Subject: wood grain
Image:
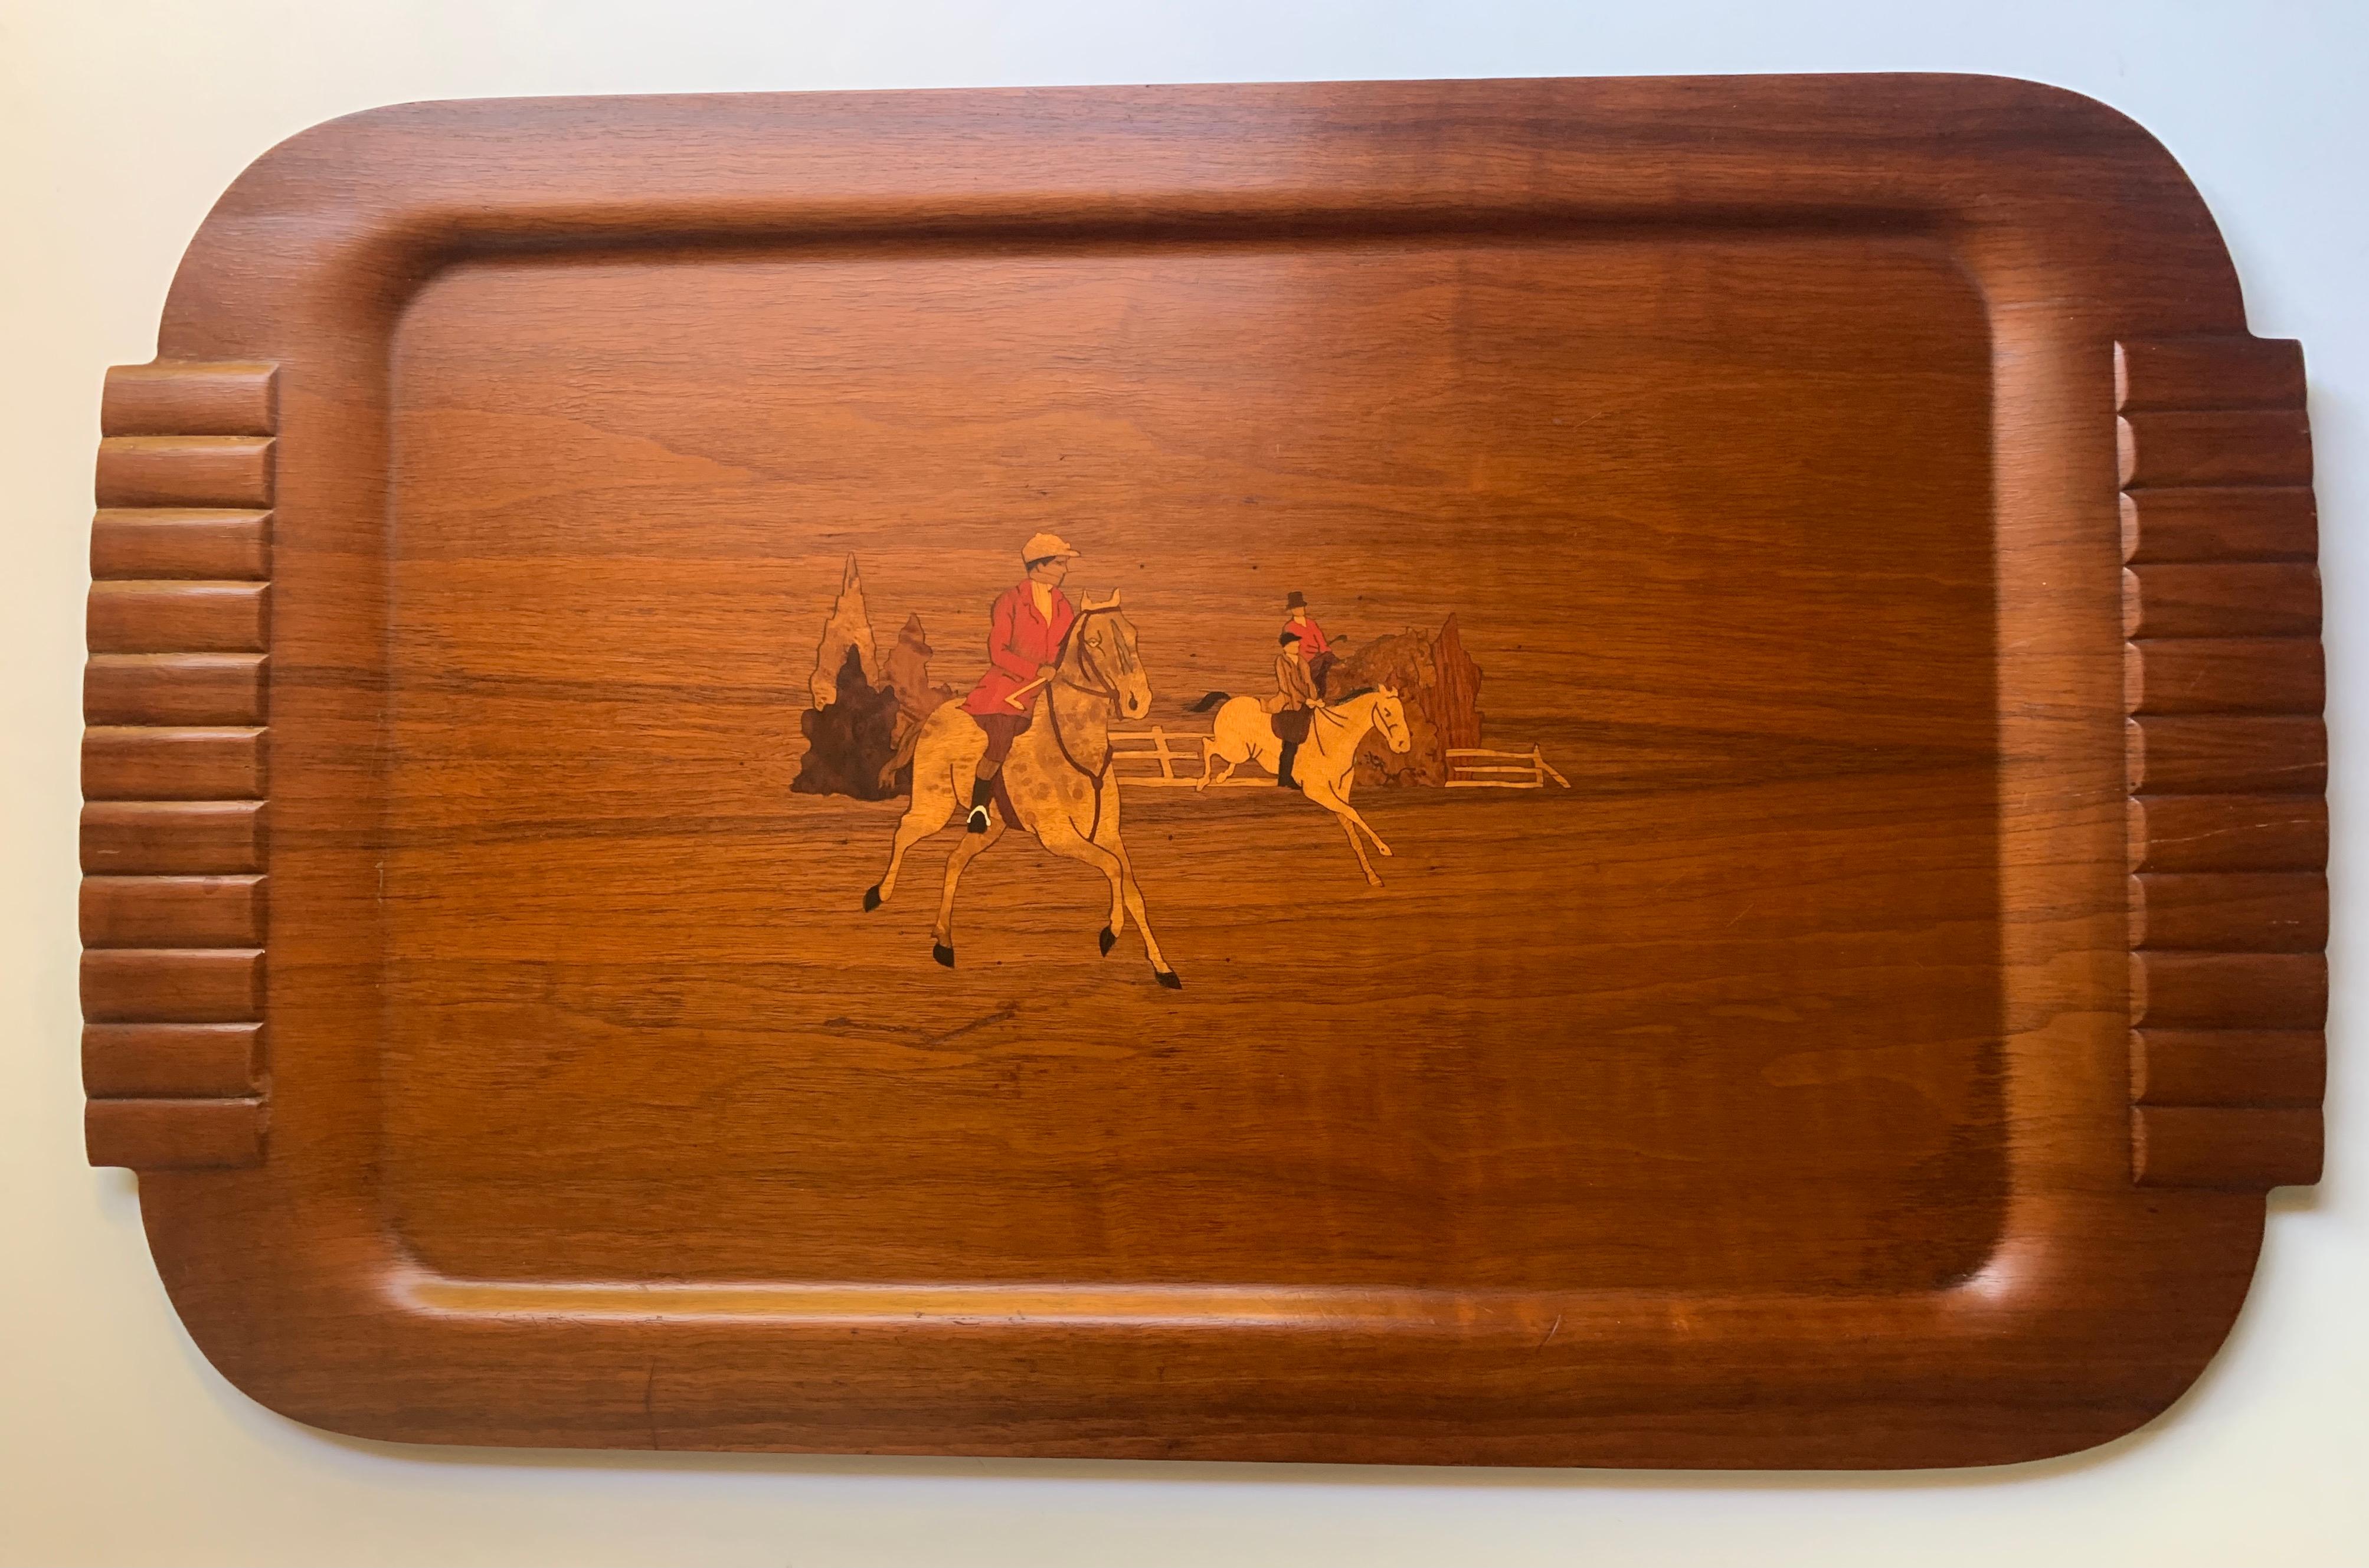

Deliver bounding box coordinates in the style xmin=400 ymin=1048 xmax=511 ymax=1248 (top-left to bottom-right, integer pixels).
xmin=82 ymin=653 xmax=266 ymax=726
xmin=100 ymin=361 xmax=277 ymax=437
xmin=2118 ymin=411 xmax=2311 ymax=489
xmin=2131 ymin=951 xmax=2327 ymax=1031
xmin=90 ymin=510 xmax=271 ymax=580
xmin=80 ymin=800 xmax=265 ymax=875
xmin=86 ymin=581 xmax=268 ymax=653
xmin=2117 ymin=334 xmax=2324 ymax=1194
xmin=80 ymin=875 xmax=267 ymax=948
xmin=2122 ymin=563 xmax=2320 ymax=639
xmin=2131 ymin=872 xmax=2327 ymax=952
xmin=2120 ymin=488 xmax=2316 ymax=564
xmin=83 ymin=1098 xmax=265 ymax=1170
xmin=81 ymin=725 xmax=264 ymax=798
xmin=2133 ymin=1106 xmax=2322 ymax=1190
xmin=83 ymin=1022 xmax=264 ymax=1098
xmin=2115 ymin=336 xmax=2305 ymax=413
xmin=2127 ymin=794 xmax=2325 ymax=873
xmin=2125 ymin=715 xmax=2325 ymax=796
xmin=94 ymin=436 xmax=274 ymax=509
xmin=84 ymin=361 xmax=273 ymax=1174
xmin=80 ymin=77 xmax=2321 ymax=1468
xmin=2131 ymin=1029 xmax=2322 ymax=1108
xmin=2126 ymin=637 xmax=2323 ymax=715
xmin=80 ymin=948 xmax=264 ymax=1023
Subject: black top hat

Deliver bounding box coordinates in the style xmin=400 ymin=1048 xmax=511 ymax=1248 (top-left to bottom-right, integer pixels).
xmin=1285 ymin=591 xmax=1308 ymax=610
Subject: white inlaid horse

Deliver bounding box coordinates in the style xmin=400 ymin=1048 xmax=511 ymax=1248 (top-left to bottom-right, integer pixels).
xmin=1193 ymin=686 xmax=1411 ymax=885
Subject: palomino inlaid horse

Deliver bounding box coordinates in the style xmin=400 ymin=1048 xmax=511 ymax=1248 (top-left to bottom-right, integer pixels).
xmin=1192 ymin=686 xmax=1411 ymax=885
xmin=864 ymin=595 xmax=1180 ymax=988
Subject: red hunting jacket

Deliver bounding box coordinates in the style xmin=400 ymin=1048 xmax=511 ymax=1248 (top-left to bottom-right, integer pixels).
xmin=963 ymin=582 xmax=1076 ymax=716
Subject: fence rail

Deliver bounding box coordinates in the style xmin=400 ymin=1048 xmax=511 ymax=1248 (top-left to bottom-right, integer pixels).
xmin=1445 ymin=745 xmax=1571 ymax=790
xmin=1109 ymin=728 xmax=1569 ymax=791
xmin=1107 ymin=726 xmax=1265 ymax=787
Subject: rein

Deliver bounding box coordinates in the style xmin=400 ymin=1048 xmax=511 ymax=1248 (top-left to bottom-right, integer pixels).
xmin=1311 ymin=689 xmax=1385 ymax=735
xmin=1043 ymin=605 xmax=1124 ymax=842
xmin=1303 ymin=692 xmax=1405 ymax=777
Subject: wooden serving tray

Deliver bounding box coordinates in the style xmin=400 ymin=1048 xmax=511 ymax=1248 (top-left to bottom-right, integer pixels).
xmin=81 ymin=76 xmax=2325 ymax=1467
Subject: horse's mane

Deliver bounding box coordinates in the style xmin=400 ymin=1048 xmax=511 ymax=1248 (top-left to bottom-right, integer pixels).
xmin=1331 ymin=685 xmax=1380 ymax=703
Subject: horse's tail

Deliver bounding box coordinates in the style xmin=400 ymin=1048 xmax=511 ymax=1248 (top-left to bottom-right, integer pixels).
xmin=1184 ymin=690 xmax=1231 ymax=713
xmin=875 ymin=720 xmax=925 ymax=793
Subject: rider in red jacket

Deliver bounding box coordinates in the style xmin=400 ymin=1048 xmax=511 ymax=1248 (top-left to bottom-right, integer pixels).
xmin=961 ymin=532 xmax=1079 ymax=832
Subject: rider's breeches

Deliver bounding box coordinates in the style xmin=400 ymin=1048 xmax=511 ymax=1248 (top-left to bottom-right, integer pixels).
xmin=973 ymin=712 xmax=1030 ymax=780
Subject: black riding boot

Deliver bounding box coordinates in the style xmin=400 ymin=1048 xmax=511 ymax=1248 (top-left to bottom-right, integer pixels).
xmin=966 ymin=773 xmax=995 ymax=832
xmin=1277 ymin=739 xmax=1301 ymax=790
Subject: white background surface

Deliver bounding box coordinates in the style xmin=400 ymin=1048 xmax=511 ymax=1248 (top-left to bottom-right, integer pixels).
xmin=2 ymin=3 xmax=2361 ymax=1563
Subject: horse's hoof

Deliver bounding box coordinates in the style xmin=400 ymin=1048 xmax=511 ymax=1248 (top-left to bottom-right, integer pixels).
xmin=862 ymin=885 xmax=882 ymax=911
xmin=1098 ymin=925 xmax=1117 ymax=956
xmin=1376 ymin=844 xmax=1393 ymax=857
xmin=1156 ymin=969 xmax=1183 ymax=990
xmin=932 ymin=943 xmax=955 ymax=968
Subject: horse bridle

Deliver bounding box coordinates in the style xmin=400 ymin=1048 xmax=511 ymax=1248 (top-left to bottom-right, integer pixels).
xmin=1312 ymin=688 xmax=1402 ymax=745
xmin=1053 ymin=605 xmax=1129 ymax=703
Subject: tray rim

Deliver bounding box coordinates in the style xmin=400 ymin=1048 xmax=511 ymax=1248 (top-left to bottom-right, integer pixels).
xmin=81 ymin=73 xmax=2323 ymax=1467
